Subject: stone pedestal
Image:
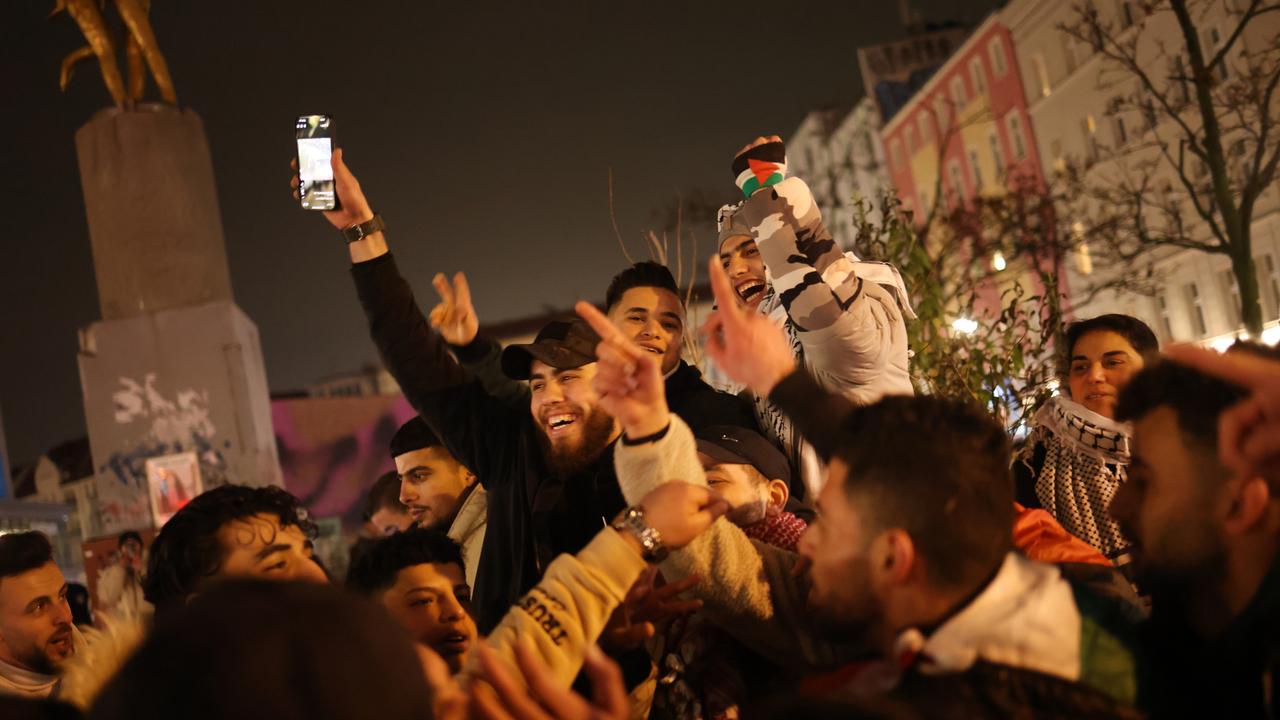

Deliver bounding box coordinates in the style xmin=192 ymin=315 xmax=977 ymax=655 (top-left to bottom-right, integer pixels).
xmin=78 ymin=302 xmax=280 ymax=534
xmin=73 ymin=106 xmax=280 ymax=533
xmin=75 ymin=104 xmax=233 ymax=319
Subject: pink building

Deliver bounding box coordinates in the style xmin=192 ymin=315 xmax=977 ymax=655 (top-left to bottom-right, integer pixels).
xmin=881 ymin=17 xmax=1045 ymax=222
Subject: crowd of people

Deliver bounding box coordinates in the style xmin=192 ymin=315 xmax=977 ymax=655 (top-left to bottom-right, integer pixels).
xmin=1 ymin=136 xmax=1278 ymax=719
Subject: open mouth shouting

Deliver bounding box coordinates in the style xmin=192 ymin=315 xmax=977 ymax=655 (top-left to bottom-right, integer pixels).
xmin=735 ymin=277 xmax=767 ymax=306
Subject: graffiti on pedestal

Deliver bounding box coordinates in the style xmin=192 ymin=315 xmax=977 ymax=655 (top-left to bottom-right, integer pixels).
xmin=96 ymin=373 xmax=229 ymax=531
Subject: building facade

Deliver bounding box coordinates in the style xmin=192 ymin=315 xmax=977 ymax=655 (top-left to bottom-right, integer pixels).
xmin=1003 ymin=0 xmax=1280 ymax=348
xmin=880 ymin=16 xmax=1045 ymax=224
xmin=786 ymin=98 xmax=892 ymax=250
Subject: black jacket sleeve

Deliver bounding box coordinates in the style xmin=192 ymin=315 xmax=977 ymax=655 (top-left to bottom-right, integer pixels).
xmin=351 ymin=254 xmax=523 ymax=488
xmin=767 ymin=368 xmax=858 ymax=460
xmin=450 ymin=334 xmax=532 ymax=409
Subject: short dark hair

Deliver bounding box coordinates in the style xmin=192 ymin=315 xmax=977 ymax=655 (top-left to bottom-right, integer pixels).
xmin=118 ymin=531 xmax=143 ymax=549
xmin=1116 ymin=359 xmax=1249 ymax=461
xmin=363 ymin=471 xmax=406 ymax=522
xmin=90 ymin=581 xmax=434 ymax=720
xmin=143 ymin=485 xmax=318 ymax=613
xmin=345 ymin=527 xmax=465 ymax=595
xmin=605 ymin=261 xmax=681 ymax=313
xmin=389 ymin=417 xmax=440 ymax=460
xmin=1060 ymin=314 xmax=1159 ymax=378
xmin=0 ymin=532 xmax=54 ymax=582
xmin=832 ymin=396 xmax=1013 ymax=589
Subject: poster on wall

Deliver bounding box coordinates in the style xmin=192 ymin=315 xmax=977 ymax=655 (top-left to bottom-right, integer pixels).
xmin=145 ymin=452 xmax=201 ymax=527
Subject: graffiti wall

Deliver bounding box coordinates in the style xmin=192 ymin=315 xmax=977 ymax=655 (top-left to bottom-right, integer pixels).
xmin=272 ymin=394 xmax=415 ymax=532
xmin=79 ymin=301 xmax=281 ymax=535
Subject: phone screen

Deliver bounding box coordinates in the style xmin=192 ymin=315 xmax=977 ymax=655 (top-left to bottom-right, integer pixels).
xmin=296 ymin=114 xmax=336 ymax=211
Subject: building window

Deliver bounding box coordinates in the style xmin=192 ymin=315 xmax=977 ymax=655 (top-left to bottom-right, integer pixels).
xmin=989 ymin=130 xmax=1005 ymax=176
xmin=1263 ymin=253 xmax=1280 ymax=319
xmin=951 ymin=76 xmax=968 ymax=108
xmin=1113 ymin=111 xmax=1129 ymax=147
xmin=1082 ymin=114 xmax=1100 ymax=162
xmin=1187 ymin=282 xmax=1208 ymax=337
xmin=1204 ymin=25 xmax=1228 ymax=82
xmin=918 ymin=185 xmax=932 ymax=214
xmin=934 ymin=96 xmax=951 ymax=135
xmin=1157 ymin=294 xmax=1174 ymax=341
xmin=1222 ymin=268 xmax=1242 ymax=327
xmin=1033 ymin=53 xmax=1052 ymax=97
xmin=968 ymin=147 xmax=984 ymax=190
xmin=1171 ymin=55 xmax=1189 ymax=106
xmin=948 ymin=159 xmax=965 ymax=205
xmin=890 ymin=138 xmax=904 ymax=171
xmin=1118 ymin=0 xmax=1136 ymax=29
xmin=1007 ymin=112 xmax=1028 ymax=160
xmin=989 ymin=37 xmax=1009 ymax=77
xmin=1076 ymin=241 xmax=1093 ymax=275
xmin=970 ymin=57 xmax=987 ymax=95
xmin=918 ymin=115 xmax=934 ymax=145
xmin=906 ymin=125 xmax=918 ymax=154
xmin=1050 ymin=138 xmax=1066 ymax=173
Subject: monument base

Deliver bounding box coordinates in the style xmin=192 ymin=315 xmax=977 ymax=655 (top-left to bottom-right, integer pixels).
xmin=78 ymin=300 xmax=280 ymax=534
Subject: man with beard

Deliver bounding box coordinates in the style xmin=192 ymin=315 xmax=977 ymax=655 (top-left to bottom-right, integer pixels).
xmin=1111 ymin=355 xmax=1280 ymax=717
xmin=293 ymin=150 xmax=628 ymax=633
xmin=717 ymin=136 xmax=914 ymax=499
xmin=0 ymin=532 xmax=76 ymax=699
xmin=582 ymin=263 xmax=1142 ymax=717
xmin=428 ymin=260 xmax=758 ymax=433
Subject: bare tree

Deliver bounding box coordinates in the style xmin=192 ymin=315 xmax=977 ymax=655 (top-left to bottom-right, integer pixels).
xmin=1059 ymin=0 xmax=1280 ymax=335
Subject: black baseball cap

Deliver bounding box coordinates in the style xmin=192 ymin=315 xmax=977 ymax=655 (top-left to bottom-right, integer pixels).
xmin=500 ymin=318 xmax=602 ymax=380
xmin=695 ymin=425 xmax=792 ymax=486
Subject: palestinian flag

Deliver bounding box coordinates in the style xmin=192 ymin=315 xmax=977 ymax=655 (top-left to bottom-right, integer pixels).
xmin=732 ymin=141 xmax=788 ymax=198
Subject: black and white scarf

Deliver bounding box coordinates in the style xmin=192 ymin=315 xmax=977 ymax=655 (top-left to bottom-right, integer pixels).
xmin=1028 ymin=396 xmax=1134 ymax=565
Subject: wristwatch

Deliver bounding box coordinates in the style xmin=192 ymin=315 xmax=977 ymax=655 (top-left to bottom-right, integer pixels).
xmin=613 ymin=506 xmax=668 ymax=563
xmin=342 ymin=213 xmax=385 ymax=243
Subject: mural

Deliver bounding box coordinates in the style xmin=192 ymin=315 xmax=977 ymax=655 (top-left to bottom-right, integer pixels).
xmin=272 ymin=394 xmax=415 ymax=534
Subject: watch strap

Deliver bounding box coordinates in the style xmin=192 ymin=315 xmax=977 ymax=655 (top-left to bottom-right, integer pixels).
xmin=342 ymin=213 xmax=385 ymax=243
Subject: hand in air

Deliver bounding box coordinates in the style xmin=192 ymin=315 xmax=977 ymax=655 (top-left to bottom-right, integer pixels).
xmin=1165 ymin=344 xmax=1280 ymax=482
xmin=640 ymin=481 xmax=729 ymax=549
xmin=430 ymin=272 xmax=480 ymax=346
xmin=471 ymin=643 xmax=627 ymax=720
xmin=290 ymin=148 xmax=374 ymax=230
xmin=701 ymin=257 xmax=797 ymax=395
xmin=734 ymin=134 xmax=784 ymax=159
xmin=600 ymin=567 xmax=702 ymax=651
xmin=574 ymin=301 xmax=669 ymax=438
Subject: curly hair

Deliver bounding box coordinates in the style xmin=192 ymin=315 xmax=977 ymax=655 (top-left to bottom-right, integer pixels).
xmin=345 ymin=527 xmax=465 ymax=595
xmin=143 ymin=485 xmax=317 ymax=614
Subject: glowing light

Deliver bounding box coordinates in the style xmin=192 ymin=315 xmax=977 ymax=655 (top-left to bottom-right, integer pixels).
xmin=1210 ymin=336 xmax=1235 ymax=353
xmin=952 ymin=317 xmax=979 ymax=335
xmin=1263 ymin=326 xmax=1280 ymax=345
xmin=992 ymin=251 xmax=1007 ymax=272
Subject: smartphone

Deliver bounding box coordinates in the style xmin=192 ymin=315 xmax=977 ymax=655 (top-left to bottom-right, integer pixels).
xmin=295 ymin=114 xmax=339 ymax=211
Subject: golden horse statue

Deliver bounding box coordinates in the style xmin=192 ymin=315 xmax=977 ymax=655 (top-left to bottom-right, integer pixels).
xmin=52 ymin=0 xmax=177 ymax=104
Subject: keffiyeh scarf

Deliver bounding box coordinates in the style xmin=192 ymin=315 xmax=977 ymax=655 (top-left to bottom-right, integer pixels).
xmin=1027 ymin=396 xmax=1134 ymax=565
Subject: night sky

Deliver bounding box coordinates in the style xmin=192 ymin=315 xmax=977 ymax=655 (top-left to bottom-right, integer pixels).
xmin=0 ymin=0 xmax=996 ymax=467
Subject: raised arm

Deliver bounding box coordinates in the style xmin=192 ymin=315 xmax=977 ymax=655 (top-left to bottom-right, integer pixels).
xmin=576 ymin=299 xmax=850 ymax=670
xmin=292 ymin=150 xmax=523 ymax=484
xmin=730 ymin=138 xmax=913 ymax=403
